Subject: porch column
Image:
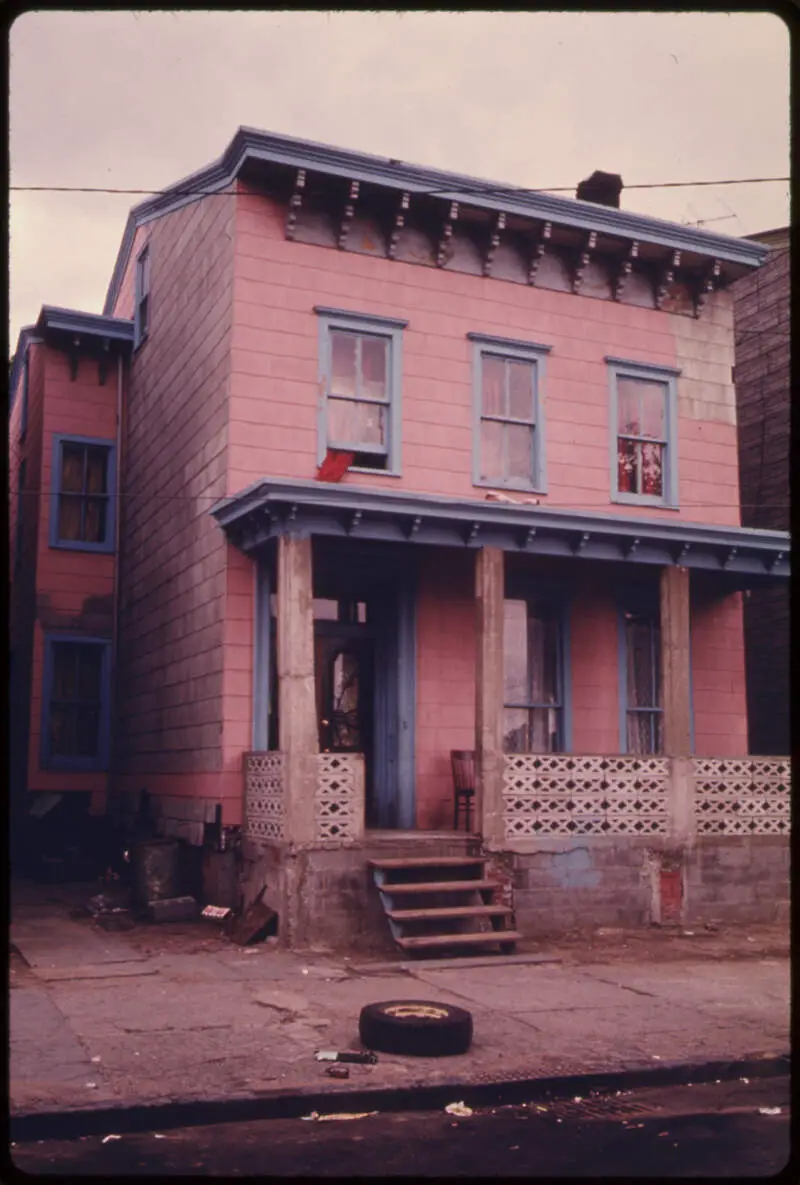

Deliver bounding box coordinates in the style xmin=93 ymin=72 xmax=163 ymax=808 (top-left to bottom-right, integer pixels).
xmin=276 ymin=534 xmax=318 ymax=844
xmin=659 ymin=565 xmax=692 ymax=756
xmin=660 ymin=565 xmax=694 ymax=842
xmin=475 ymin=547 xmax=506 ymax=847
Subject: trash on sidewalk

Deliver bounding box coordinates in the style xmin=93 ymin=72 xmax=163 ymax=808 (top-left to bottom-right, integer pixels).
xmin=758 ymin=1106 xmax=782 ymax=1116
xmin=325 ymin=1065 xmax=350 ymax=1079
xmin=85 ymin=1082 xmax=98 ymax=1089
xmin=315 ymin=1050 xmax=378 ymax=1065
xmin=444 ymin=1102 xmax=473 ymax=1117
xmin=201 ymin=904 xmax=233 ymax=921
xmin=91 ymin=1056 xmax=101 ymax=1063
xmin=101 ymin=1135 xmax=121 ymax=1144
xmin=227 ymin=895 xmax=277 ymax=945
xmin=303 ymin=1111 xmax=379 ymax=1123
xmin=148 ymin=896 xmax=198 ymax=923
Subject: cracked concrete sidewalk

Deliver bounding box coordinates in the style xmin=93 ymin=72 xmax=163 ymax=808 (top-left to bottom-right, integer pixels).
xmin=9 ymin=881 xmax=790 ymax=1116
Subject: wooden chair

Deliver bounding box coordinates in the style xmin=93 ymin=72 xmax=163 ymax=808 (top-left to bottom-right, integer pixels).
xmin=450 ymin=750 xmax=476 ymax=832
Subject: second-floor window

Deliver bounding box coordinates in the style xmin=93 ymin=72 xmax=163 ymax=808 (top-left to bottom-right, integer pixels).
xmin=50 ymin=435 xmax=116 ymax=553
xmin=470 ymin=334 xmax=550 ymax=492
xmin=134 ymin=246 xmax=150 ymax=348
xmin=315 ymin=307 xmax=406 ymax=473
xmin=607 ymin=358 xmax=679 ymax=507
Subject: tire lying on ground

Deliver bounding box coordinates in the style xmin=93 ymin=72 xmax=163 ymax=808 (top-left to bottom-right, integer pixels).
xmin=359 ymin=1000 xmax=473 ymax=1057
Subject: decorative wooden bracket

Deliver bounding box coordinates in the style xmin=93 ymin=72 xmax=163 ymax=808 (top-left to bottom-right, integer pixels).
xmin=436 ymin=202 xmax=458 ymax=268
xmin=387 ymin=191 xmax=410 ymax=260
xmin=286 ymin=169 xmax=307 ymax=241
xmin=527 ymin=221 xmax=552 ymax=285
xmin=613 ymin=241 xmax=639 ymax=302
xmin=767 ymin=550 xmax=785 ymax=572
xmin=338 ymin=180 xmax=360 ymax=250
xmin=347 ymin=509 xmax=363 ymax=535
xmin=693 ymin=258 xmax=722 ymax=318
xmin=654 ymin=250 xmax=681 ymax=309
xmin=482 ymin=212 xmax=506 ymax=277
xmin=722 ymin=545 xmax=739 ymax=568
xmin=406 ymin=515 xmax=422 ymax=539
xmin=68 ymin=336 xmax=81 ymax=381
xmin=465 ymin=522 xmax=481 ymax=545
xmin=572 ymin=231 xmax=597 ymax=294
xmin=624 ymin=537 xmax=642 ymax=558
xmin=672 ymin=542 xmax=692 ymax=565
xmin=98 ymin=338 xmax=111 ymax=386
xmin=571 ymin=531 xmax=591 ymax=555
xmin=518 ymin=525 xmax=537 ymax=549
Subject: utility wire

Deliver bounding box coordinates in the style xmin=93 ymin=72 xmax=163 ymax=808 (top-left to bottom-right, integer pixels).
xmin=9 ymin=175 xmax=790 ymax=198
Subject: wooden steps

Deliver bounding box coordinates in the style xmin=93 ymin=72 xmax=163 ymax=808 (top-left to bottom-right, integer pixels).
xmin=369 ymin=854 xmax=519 ymax=958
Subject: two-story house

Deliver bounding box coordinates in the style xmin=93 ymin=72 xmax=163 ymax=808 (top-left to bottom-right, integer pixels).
xmin=9 ymin=129 xmax=790 ymax=954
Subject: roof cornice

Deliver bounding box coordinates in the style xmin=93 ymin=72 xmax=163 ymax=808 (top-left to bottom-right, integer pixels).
xmin=37 ymin=306 xmax=135 ymax=342
xmin=103 ymin=126 xmax=770 ymax=315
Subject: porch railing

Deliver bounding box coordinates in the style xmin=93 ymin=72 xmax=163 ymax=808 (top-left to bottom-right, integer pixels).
xmin=502 ymin=753 xmax=790 ymax=841
xmin=243 ymin=751 xmax=285 ymax=842
xmin=503 ymin=754 xmax=670 ymax=838
xmin=315 ymin=752 xmax=365 ymax=841
xmin=694 ymin=757 xmax=790 ymax=835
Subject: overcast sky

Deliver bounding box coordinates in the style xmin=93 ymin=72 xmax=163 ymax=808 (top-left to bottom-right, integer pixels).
xmin=9 ymin=10 xmax=789 ymax=349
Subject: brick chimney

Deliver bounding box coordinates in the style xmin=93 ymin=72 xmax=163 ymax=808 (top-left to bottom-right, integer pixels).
xmin=576 ymin=171 xmax=623 ymax=208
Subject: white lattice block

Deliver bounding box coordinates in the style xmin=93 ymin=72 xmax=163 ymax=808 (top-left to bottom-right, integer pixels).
xmin=244 ymin=752 xmax=285 ymax=841
xmin=693 ymin=753 xmax=791 ymax=837
xmin=315 ymin=753 xmax=364 ymax=842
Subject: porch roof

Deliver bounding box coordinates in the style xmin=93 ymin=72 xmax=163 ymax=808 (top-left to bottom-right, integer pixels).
xmin=211 ymin=478 xmax=789 ymax=583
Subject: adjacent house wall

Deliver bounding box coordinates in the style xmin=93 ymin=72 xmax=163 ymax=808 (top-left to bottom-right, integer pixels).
xmin=109 ymin=192 xmax=238 ymax=813
xmin=690 ymin=590 xmax=748 ymax=757
xmin=733 ymin=239 xmax=789 ymax=754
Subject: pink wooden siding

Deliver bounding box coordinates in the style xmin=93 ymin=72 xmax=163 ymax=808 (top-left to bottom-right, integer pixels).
xmin=112 ymin=193 xmax=235 ymax=810
xmin=228 ymin=185 xmax=739 ymax=529
xmin=690 ymin=591 xmax=748 ymax=756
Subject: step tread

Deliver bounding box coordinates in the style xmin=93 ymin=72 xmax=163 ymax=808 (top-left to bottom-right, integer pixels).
xmin=396 ymin=931 xmax=523 ymax=950
xmin=387 ymin=905 xmax=513 ymax=921
xmin=368 ymin=857 xmax=485 ymax=870
xmin=379 ymin=879 xmax=497 ymax=894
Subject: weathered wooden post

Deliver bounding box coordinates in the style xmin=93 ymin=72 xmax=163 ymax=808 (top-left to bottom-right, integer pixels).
xmin=475 ymin=547 xmax=506 ymax=848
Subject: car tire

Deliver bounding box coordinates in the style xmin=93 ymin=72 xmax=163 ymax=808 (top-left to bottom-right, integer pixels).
xmin=358 ymin=999 xmax=473 ymax=1057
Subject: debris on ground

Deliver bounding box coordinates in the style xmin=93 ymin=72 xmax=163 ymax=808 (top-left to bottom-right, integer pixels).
xmin=301 ymin=1111 xmax=378 ymax=1122
xmin=758 ymin=1106 xmax=782 ymax=1116
xmin=227 ymin=896 xmax=277 ymax=945
xmin=148 ymin=896 xmax=198 ymax=923
xmin=315 ymin=1050 xmax=378 ymax=1065
xmin=325 ymin=1065 xmax=350 ymax=1079
xmin=201 ymin=904 xmax=232 ymax=921
xmin=101 ymin=1135 xmax=121 ymax=1144
xmin=444 ymin=1102 xmax=474 ymax=1117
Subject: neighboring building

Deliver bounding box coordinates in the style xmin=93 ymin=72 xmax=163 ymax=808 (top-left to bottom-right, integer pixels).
xmin=9 ymin=129 xmax=790 ymax=951
xmin=732 ymin=228 xmax=790 ymax=755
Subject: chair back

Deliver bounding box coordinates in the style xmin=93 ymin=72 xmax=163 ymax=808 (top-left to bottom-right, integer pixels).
xmin=450 ymin=749 xmax=476 ymax=792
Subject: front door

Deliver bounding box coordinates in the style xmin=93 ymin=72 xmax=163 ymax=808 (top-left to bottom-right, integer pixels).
xmin=316 ymin=632 xmax=376 ymax=820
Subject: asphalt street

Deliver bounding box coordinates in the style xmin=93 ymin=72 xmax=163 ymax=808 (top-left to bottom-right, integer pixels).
xmin=9 ymin=1074 xmax=790 ymax=1177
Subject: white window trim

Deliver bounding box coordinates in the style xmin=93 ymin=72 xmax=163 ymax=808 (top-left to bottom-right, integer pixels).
xmin=314 ymin=307 xmax=407 ymax=476
xmin=606 ymin=356 xmax=680 ymax=509
xmin=470 ymin=332 xmax=551 ymax=494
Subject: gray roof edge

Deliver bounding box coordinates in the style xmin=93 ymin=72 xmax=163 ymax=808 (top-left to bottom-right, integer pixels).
xmin=103 ymin=126 xmax=768 ymax=313
xmin=8 ymin=325 xmax=39 ymax=418
xmin=39 ymin=306 xmax=135 ymax=340
xmin=209 ymin=477 xmax=790 ymax=553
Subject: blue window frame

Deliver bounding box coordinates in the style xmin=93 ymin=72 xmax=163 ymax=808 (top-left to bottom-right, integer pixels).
xmin=40 ymin=635 xmax=111 ymax=771
xmin=607 ymin=356 xmax=680 ymax=508
xmin=19 ymin=351 xmax=29 ymax=440
xmin=49 ymin=434 xmax=117 ymax=553
xmin=503 ymin=581 xmax=571 ymax=753
xmin=314 ymin=306 xmax=406 ymax=475
xmin=618 ymin=599 xmax=663 ymax=754
xmin=470 ymin=333 xmax=551 ymax=493
xmin=134 ymin=245 xmax=150 ymax=348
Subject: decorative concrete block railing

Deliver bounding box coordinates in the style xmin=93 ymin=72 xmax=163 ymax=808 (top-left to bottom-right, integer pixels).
xmin=315 ymin=752 xmax=365 ymax=841
xmin=694 ymin=757 xmax=790 ymax=835
xmin=243 ymin=751 xmax=285 ymax=842
xmin=503 ymin=754 xmax=671 ymax=839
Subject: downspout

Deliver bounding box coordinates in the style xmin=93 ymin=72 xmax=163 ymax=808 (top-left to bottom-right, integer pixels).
xmin=108 ymin=350 xmax=125 ymax=821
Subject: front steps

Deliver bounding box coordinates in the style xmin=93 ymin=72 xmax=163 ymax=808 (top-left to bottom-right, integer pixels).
xmin=369 ymin=855 xmax=521 ymax=956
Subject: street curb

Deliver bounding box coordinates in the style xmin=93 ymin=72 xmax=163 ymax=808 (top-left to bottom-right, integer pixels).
xmin=10 ymin=1052 xmax=790 ymax=1144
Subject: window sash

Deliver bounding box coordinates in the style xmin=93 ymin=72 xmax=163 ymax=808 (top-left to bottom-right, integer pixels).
xmin=48 ymin=642 xmax=104 ymax=760
xmin=56 ymin=443 xmax=110 ymax=545
xmin=326 ymin=329 xmax=392 ymax=455
xmin=503 ymin=598 xmax=564 ymax=752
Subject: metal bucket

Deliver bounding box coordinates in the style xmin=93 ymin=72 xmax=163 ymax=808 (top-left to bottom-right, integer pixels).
xmin=133 ymin=837 xmax=181 ymax=904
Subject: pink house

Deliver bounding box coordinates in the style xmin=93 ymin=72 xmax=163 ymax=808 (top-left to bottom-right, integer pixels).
xmin=9 ymin=130 xmax=789 ymax=953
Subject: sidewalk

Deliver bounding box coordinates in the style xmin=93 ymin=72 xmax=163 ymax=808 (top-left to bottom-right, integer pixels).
xmin=9 ymin=879 xmax=790 ymax=1123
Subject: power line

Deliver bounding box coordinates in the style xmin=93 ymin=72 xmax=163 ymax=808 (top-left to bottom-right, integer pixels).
xmin=8 ymin=175 xmax=790 ymax=198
